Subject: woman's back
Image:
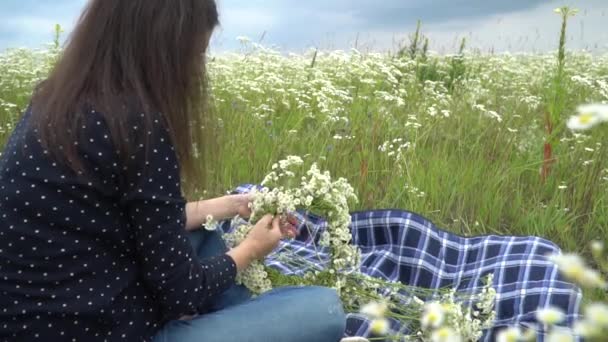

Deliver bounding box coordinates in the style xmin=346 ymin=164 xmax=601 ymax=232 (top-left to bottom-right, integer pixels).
xmin=0 ymin=108 xmax=193 ymax=341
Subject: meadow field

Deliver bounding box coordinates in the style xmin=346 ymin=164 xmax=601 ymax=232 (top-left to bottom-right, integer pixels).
xmin=1 ymin=24 xmax=607 ymax=267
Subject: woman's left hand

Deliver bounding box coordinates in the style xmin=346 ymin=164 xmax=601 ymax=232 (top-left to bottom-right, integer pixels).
xmin=227 ymin=194 xmax=298 ymax=238
xmin=186 ymin=194 xmax=253 ymax=231
xmin=226 ymin=193 xmax=253 ymax=219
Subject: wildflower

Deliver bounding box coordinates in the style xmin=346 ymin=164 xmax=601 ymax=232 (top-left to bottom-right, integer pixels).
xmin=567 ymin=104 xmax=608 ymax=131
xmin=554 ymin=6 xmax=579 ymax=17
xmin=203 ymin=215 xmax=218 ymax=231
xmin=591 ymin=241 xmax=604 ymax=255
xmin=578 ymin=268 xmax=607 ymax=288
xmin=585 ymin=302 xmax=608 ymax=328
xmin=548 ymin=253 xmax=584 ymax=274
xmin=521 ymin=328 xmax=537 ymax=341
xmin=536 ymin=306 xmax=565 ymax=325
xmin=421 ymin=302 xmax=445 ymax=330
xmin=360 ymin=301 xmax=388 ymax=319
xmin=431 ymin=327 xmax=462 ymax=342
xmin=485 ymin=110 xmax=503 ymax=122
xmin=567 ymin=112 xmax=601 ymax=131
xmin=546 ymin=329 xmax=574 ymax=342
xmin=578 ymin=104 xmax=608 ymax=121
xmin=573 ymin=320 xmax=601 ymax=338
xmin=545 ymin=253 xmax=607 ymax=288
xmin=496 ymin=327 xmax=521 ymax=342
xmin=369 ymin=319 xmax=390 ymax=335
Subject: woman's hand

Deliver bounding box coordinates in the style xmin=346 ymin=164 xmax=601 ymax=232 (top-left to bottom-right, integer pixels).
xmin=226 ymin=193 xmax=253 ymax=219
xmin=226 ymin=214 xmax=299 ymax=271
xmin=185 ymin=194 xmax=252 ymax=231
xmin=224 ymin=194 xmax=299 ymax=238
xmin=279 ymin=215 xmax=298 ymax=239
xmin=242 ymin=215 xmax=284 ymax=259
xmin=226 ymin=215 xmax=281 ymax=271
xmin=241 ymin=214 xmax=299 ymax=259
xmin=225 ymin=194 xmax=300 ymax=236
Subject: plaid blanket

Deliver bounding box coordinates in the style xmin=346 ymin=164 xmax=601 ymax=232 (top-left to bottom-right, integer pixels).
xmin=230 ymin=185 xmax=581 ymax=341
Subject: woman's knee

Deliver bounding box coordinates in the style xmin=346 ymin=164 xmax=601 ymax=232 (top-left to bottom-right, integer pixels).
xmin=298 ymin=286 xmax=346 ymax=339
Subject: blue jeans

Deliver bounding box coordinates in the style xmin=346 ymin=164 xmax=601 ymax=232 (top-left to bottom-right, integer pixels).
xmin=152 ymin=228 xmax=347 ymax=342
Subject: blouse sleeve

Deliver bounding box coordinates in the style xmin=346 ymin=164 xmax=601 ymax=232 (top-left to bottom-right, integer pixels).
xmin=86 ymin=110 xmax=237 ymax=320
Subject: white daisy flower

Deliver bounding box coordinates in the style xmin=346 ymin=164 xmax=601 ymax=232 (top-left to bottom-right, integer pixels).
xmin=496 ymin=327 xmax=522 ymax=342
xmin=431 ymin=327 xmax=462 ymax=342
xmin=421 ymin=302 xmax=445 ymax=330
xmin=585 ymin=302 xmax=608 ymax=328
xmin=360 ymin=301 xmax=388 ymax=319
xmin=369 ymin=319 xmax=390 ymax=335
xmin=546 ymin=329 xmax=574 ymax=342
xmin=567 ymin=112 xmax=602 ymax=131
xmin=204 ymin=214 xmax=218 ymax=231
xmin=536 ymin=306 xmax=565 ymax=325
xmin=578 ymin=104 xmax=608 ymax=121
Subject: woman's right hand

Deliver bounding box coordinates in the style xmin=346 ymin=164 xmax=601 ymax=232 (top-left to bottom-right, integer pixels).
xmin=241 ymin=215 xmax=284 ymax=260
xmin=227 ymin=214 xmax=297 ymax=271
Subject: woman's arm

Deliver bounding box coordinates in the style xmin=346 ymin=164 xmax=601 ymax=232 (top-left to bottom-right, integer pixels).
xmin=184 ymin=193 xmax=251 ymax=231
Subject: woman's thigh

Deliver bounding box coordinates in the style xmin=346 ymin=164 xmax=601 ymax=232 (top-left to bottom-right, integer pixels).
xmin=187 ymin=227 xmax=228 ymax=259
xmin=186 ymin=228 xmax=252 ymax=311
xmin=153 ymin=286 xmax=346 ymax=342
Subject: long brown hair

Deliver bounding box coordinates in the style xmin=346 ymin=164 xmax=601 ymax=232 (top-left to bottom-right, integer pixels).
xmin=31 ymin=0 xmax=219 ymax=191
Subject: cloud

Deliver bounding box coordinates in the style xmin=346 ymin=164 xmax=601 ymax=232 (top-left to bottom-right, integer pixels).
xmin=213 ymin=0 xmax=608 ymax=52
xmin=422 ymin=0 xmax=608 ymax=53
xmin=212 ymin=0 xmax=552 ymax=50
xmin=1 ymin=0 xmax=607 ymax=52
xmin=0 ymin=0 xmax=85 ymax=49
xmin=345 ymin=0 xmax=549 ymax=27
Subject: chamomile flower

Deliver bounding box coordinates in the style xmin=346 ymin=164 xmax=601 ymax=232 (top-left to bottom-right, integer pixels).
xmin=554 ymin=6 xmax=579 ymax=16
xmin=203 ymin=214 xmax=218 ymax=231
xmin=421 ymin=302 xmax=445 ymax=330
xmin=369 ymin=319 xmax=390 ymax=335
xmin=360 ymin=301 xmax=388 ymax=319
xmin=567 ymin=112 xmax=602 ymax=131
xmin=431 ymin=327 xmax=462 ymax=342
xmin=578 ymin=268 xmax=607 ymax=289
xmin=577 ymin=104 xmax=608 ymax=121
xmin=546 ymin=253 xmax=603 ymax=287
xmin=573 ymin=320 xmax=601 ymax=338
xmin=521 ymin=328 xmax=537 ymax=341
xmin=536 ymin=306 xmax=565 ymax=325
xmin=496 ymin=327 xmax=522 ymax=342
xmin=546 ymin=329 xmax=574 ymax=342
xmin=585 ymin=302 xmax=608 ymax=328
xmin=591 ymin=241 xmax=604 ymax=255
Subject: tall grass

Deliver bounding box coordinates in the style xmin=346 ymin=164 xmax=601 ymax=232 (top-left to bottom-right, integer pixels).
xmin=1 ymin=18 xmax=608 ymax=270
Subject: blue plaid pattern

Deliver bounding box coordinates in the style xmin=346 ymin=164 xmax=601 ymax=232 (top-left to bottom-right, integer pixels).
xmin=230 ymin=185 xmax=581 ymax=340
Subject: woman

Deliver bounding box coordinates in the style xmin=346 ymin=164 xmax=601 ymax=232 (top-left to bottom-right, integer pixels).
xmin=0 ymin=0 xmax=346 ymax=341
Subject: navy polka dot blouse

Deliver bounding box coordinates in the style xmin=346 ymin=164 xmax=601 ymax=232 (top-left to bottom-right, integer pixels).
xmin=0 ymin=107 xmax=237 ymax=341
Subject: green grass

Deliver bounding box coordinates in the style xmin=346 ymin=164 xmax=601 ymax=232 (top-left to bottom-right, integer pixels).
xmin=204 ymin=48 xmax=608 ymax=254
xmin=1 ymin=25 xmax=608 ymax=297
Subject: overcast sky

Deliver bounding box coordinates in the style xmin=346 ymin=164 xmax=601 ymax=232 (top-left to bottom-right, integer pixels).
xmin=1 ymin=0 xmax=607 ymax=53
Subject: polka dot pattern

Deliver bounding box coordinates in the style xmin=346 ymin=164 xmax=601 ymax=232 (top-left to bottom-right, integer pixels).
xmin=0 ymin=108 xmax=237 ymax=341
